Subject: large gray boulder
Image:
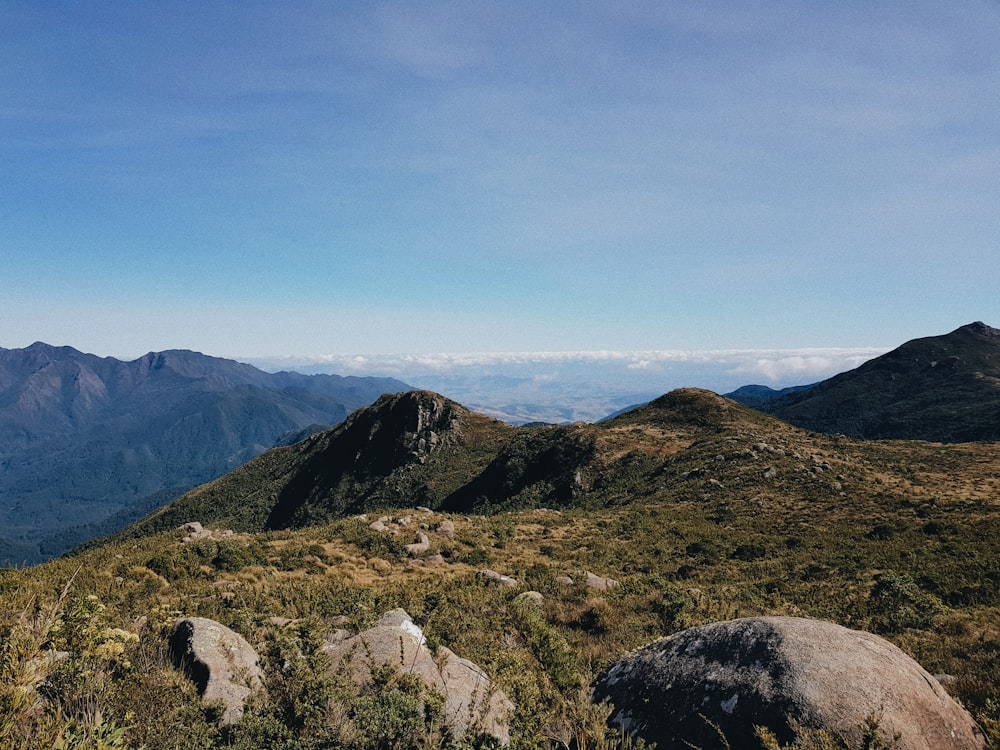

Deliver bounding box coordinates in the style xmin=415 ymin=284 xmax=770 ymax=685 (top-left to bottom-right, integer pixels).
xmin=324 ymin=609 xmax=512 ymax=744
xmin=592 ymin=616 xmax=989 ymax=750
xmin=169 ymin=617 xmax=264 ymax=726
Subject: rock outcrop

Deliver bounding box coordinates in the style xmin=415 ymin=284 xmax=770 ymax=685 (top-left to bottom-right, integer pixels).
xmin=592 ymin=616 xmax=989 ymax=750
xmin=324 ymin=609 xmax=512 ymax=744
xmin=169 ymin=617 xmax=264 ymax=726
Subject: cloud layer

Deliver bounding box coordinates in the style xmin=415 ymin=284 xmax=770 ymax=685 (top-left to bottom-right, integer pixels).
xmin=248 ymin=346 xmax=887 ymax=423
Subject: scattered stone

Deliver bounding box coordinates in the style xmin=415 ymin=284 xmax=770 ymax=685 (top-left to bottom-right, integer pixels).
xmin=416 ymin=506 xmax=432 ymax=513
xmin=169 ymin=617 xmax=264 ymax=726
xmin=368 ymin=520 xmax=388 ymax=533
xmin=763 ymin=467 xmax=778 ymax=479
xmin=577 ymin=571 xmax=621 ymax=591
xmin=179 ymin=521 xmax=213 ymax=543
xmin=592 ymin=616 xmax=990 ymax=750
xmin=515 ymin=591 xmax=545 ymax=607
xmin=477 ymin=569 xmax=518 ymax=587
xmin=561 ymin=571 xmax=620 ymax=591
xmin=405 ymin=532 xmax=430 ymax=556
xmin=812 ymin=456 xmax=832 ymax=471
xmin=426 ymin=553 xmax=447 ymax=567
xmin=178 ymin=521 xmax=235 ymax=544
xmin=324 ymin=609 xmax=512 ymax=744
xmin=436 ymin=519 xmax=456 ymax=539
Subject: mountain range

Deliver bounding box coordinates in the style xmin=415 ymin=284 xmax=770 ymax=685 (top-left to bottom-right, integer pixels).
xmin=0 ymin=343 xmax=409 ymax=565
xmin=4 ymin=321 xmax=998 ymax=566
xmin=2 ymin=326 xmax=999 ymax=747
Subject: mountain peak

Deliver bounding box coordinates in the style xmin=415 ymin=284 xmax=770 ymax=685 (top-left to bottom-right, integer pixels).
xmin=613 ymin=387 xmax=778 ymax=433
xmin=953 ymin=321 xmax=1000 ymax=338
xmin=749 ymin=322 xmax=1000 ymax=442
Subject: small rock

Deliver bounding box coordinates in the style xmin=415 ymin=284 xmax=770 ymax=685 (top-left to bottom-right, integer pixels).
xmin=577 ymin=570 xmax=620 ymax=591
xmin=405 ymin=532 xmax=430 ymax=556
xmin=436 ymin=519 xmax=456 ymax=539
xmin=477 ymin=569 xmax=518 ymax=587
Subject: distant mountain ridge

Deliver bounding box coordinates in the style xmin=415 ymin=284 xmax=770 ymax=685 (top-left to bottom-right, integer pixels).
xmin=0 ymin=343 xmax=409 ymax=565
xmin=729 ymin=322 xmax=1000 ymax=442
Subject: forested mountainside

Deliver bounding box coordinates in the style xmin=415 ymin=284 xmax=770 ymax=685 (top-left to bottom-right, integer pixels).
xmin=0 ymin=342 xmax=409 ymax=564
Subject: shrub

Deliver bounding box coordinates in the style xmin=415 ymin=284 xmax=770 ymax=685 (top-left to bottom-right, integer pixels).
xmin=867 ymin=574 xmax=944 ymax=633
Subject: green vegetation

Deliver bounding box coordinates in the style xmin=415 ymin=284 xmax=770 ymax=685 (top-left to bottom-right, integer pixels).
xmin=2 ymin=483 xmax=997 ymax=748
xmin=3 ymin=387 xmax=999 ymax=747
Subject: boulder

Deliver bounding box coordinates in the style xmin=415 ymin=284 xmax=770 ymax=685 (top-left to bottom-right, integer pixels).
xmin=169 ymin=617 xmax=264 ymax=726
xmin=324 ymin=609 xmax=512 ymax=745
xmin=592 ymin=616 xmax=989 ymax=750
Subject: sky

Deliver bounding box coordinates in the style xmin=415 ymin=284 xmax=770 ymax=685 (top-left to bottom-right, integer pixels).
xmin=3 ymin=1 xmax=999 ymax=367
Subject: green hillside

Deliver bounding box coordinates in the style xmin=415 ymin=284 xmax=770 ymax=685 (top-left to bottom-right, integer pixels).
xmin=2 ymin=387 xmax=997 ymax=748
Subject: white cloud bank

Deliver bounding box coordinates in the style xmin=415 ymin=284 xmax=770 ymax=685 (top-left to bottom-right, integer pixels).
xmin=246 ymin=347 xmax=888 ymax=424
xmin=251 ymin=347 xmax=887 ymax=385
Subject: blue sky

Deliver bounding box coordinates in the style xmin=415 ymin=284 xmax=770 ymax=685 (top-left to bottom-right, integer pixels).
xmin=3 ymin=1 xmax=998 ymax=361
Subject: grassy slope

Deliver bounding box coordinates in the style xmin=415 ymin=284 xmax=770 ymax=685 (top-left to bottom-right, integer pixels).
xmin=2 ymin=389 xmax=999 ymax=748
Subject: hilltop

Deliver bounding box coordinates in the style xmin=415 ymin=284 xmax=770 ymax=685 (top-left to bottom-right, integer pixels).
xmin=117 ymin=388 xmax=801 ymax=539
xmin=730 ymin=322 xmax=1000 ymax=442
xmin=0 ymin=343 xmax=409 ymax=564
